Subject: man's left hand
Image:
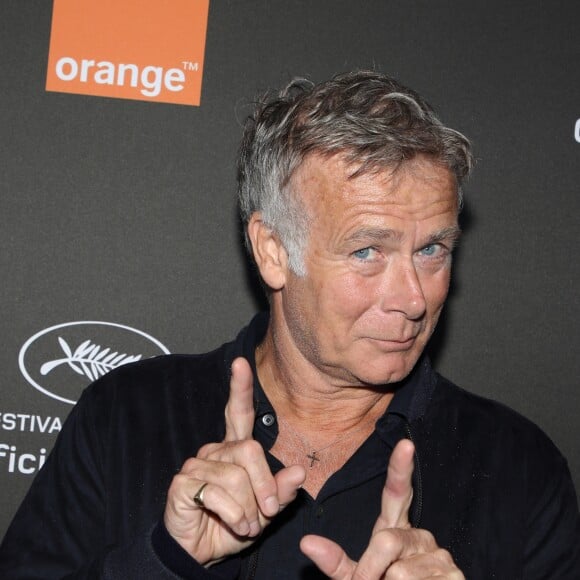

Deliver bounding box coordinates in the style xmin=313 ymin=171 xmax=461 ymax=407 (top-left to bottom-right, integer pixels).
xmin=300 ymin=439 xmax=464 ymax=579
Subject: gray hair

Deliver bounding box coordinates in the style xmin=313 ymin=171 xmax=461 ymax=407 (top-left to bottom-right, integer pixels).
xmin=237 ymin=70 xmax=474 ymax=276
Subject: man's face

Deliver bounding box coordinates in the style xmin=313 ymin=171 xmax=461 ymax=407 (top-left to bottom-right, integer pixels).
xmin=276 ymin=153 xmax=460 ymax=386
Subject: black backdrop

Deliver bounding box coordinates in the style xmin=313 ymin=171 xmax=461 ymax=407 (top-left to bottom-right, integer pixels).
xmin=1 ymin=0 xmax=579 ymax=537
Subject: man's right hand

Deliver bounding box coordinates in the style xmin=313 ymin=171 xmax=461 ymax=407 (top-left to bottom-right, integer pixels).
xmin=163 ymin=357 xmax=306 ymax=566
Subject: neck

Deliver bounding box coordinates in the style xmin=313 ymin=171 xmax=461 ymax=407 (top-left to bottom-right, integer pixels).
xmin=256 ymin=317 xmax=396 ymax=497
xmin=255 ymin=326 xmax=393 ymax=434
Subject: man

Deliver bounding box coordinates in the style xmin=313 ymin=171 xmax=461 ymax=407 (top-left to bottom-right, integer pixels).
xmin=0 ymin=71 xmax=578 ymax=578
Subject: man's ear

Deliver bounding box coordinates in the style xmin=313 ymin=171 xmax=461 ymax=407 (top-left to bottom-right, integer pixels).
xmin=247 ymin=213 xmax=288 ymax=291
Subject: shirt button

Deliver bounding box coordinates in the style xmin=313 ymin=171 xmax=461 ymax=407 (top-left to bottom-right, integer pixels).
xmin=315 ymin=506 xmax=324 ymax=518
xmin=262 ymin=413 xmax=275 ymax=427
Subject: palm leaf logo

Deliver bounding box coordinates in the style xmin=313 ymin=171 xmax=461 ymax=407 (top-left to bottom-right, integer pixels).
xmin=40 ymin=337 xmax=142 ymax=382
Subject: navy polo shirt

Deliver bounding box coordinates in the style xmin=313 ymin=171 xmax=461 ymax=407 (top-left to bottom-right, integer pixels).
xmin=153 ymin=313 xmax=435 ymax=579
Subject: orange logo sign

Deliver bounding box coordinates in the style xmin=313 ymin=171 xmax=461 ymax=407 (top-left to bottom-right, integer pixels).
xmin=46 ymin=0 xmax=210 ymax=106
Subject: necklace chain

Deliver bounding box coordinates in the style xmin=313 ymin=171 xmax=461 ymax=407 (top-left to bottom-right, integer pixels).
xmin=277 ymin=415 xmax=371 ymax=467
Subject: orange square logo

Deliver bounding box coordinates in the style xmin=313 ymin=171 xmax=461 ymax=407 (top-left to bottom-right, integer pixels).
xmin=46 ymin=0 xmax=210 ymax=106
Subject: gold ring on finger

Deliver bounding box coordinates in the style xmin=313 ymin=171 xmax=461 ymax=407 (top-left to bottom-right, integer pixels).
xmin=193 ymin=482 xmax=209 ymax=508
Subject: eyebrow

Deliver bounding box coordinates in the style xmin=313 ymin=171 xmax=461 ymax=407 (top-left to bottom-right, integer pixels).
xmin=345 ymin=228 xmax=403 ymax=244
xmin=344 ymin=225 xmax=462 ymax=247
xmin=423 ymin=226 xmax=462 ymax=247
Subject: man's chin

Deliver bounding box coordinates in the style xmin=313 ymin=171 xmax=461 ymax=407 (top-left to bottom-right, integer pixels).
xmin=354 ymin=350 xmax=422 ymax=387
xmin=353 ymin=364 xmax=416 ymax=388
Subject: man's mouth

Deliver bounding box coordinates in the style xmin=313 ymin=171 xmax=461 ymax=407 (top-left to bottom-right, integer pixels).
xmin=367 ymin=336 xmax=417 ymax=350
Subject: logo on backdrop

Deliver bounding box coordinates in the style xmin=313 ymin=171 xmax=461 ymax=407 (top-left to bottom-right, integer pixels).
xmin=46 ymin=0 xmax=210 ymax=106
xmin=19 ymin=321 xmax=170 ymax=405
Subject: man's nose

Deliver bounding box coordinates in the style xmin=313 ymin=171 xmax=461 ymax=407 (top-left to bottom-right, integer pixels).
xmin=379 ymin=259 xmax=427 ymax=320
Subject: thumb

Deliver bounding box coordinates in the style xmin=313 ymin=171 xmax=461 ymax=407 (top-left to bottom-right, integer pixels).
xmin=300 ymin=535 xmax=356 ymax=579
xmin=274 ymin=464 xmax=307 ymax=507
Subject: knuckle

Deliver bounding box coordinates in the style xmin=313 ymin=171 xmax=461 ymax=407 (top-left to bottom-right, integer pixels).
xmin=170 ymin=472 xmax=190 ymax=491
xmin=227 ymin=503 xmax=246 ymax=526
xmin=391 ymin=534 xmax=405 ymax=555
xmin=434 ymin=547 xmax=455 ymax=565
xmin=384 ymin=560 xmax=410 ymax=580
xmin=197 ymin=442 xmax=219 ymax=459
xmin=180 ymin=456 xmax=199 ymax=472
xmin=222 ymin=504 xmax=246 ymax=527
xmin=238 ymin=439 xmax=263 ymax=460
xmin=392 ymin=527 xmax=436 ymax=554
xmin=167 ymin=473 xmax=194 ymax=504
xmin=374 ymin=528 xmax=403 ymax=553
xmin=415 ymin=528 xmax=437 ymax=549
xmin=171 ymin=472 xmax=190 ymax=489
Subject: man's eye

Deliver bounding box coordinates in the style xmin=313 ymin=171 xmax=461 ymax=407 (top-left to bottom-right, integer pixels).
xmin=419 ymin=244 xmax=440 ymax=257
xmin=353 ymin=247 xmax=375 ymax=260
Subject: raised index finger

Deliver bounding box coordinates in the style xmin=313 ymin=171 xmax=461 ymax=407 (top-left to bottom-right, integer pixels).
xmin=375 ymin=438 xmax=415 ymax=531
xmin=224 ymin=357 xmax=255 ymax=441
